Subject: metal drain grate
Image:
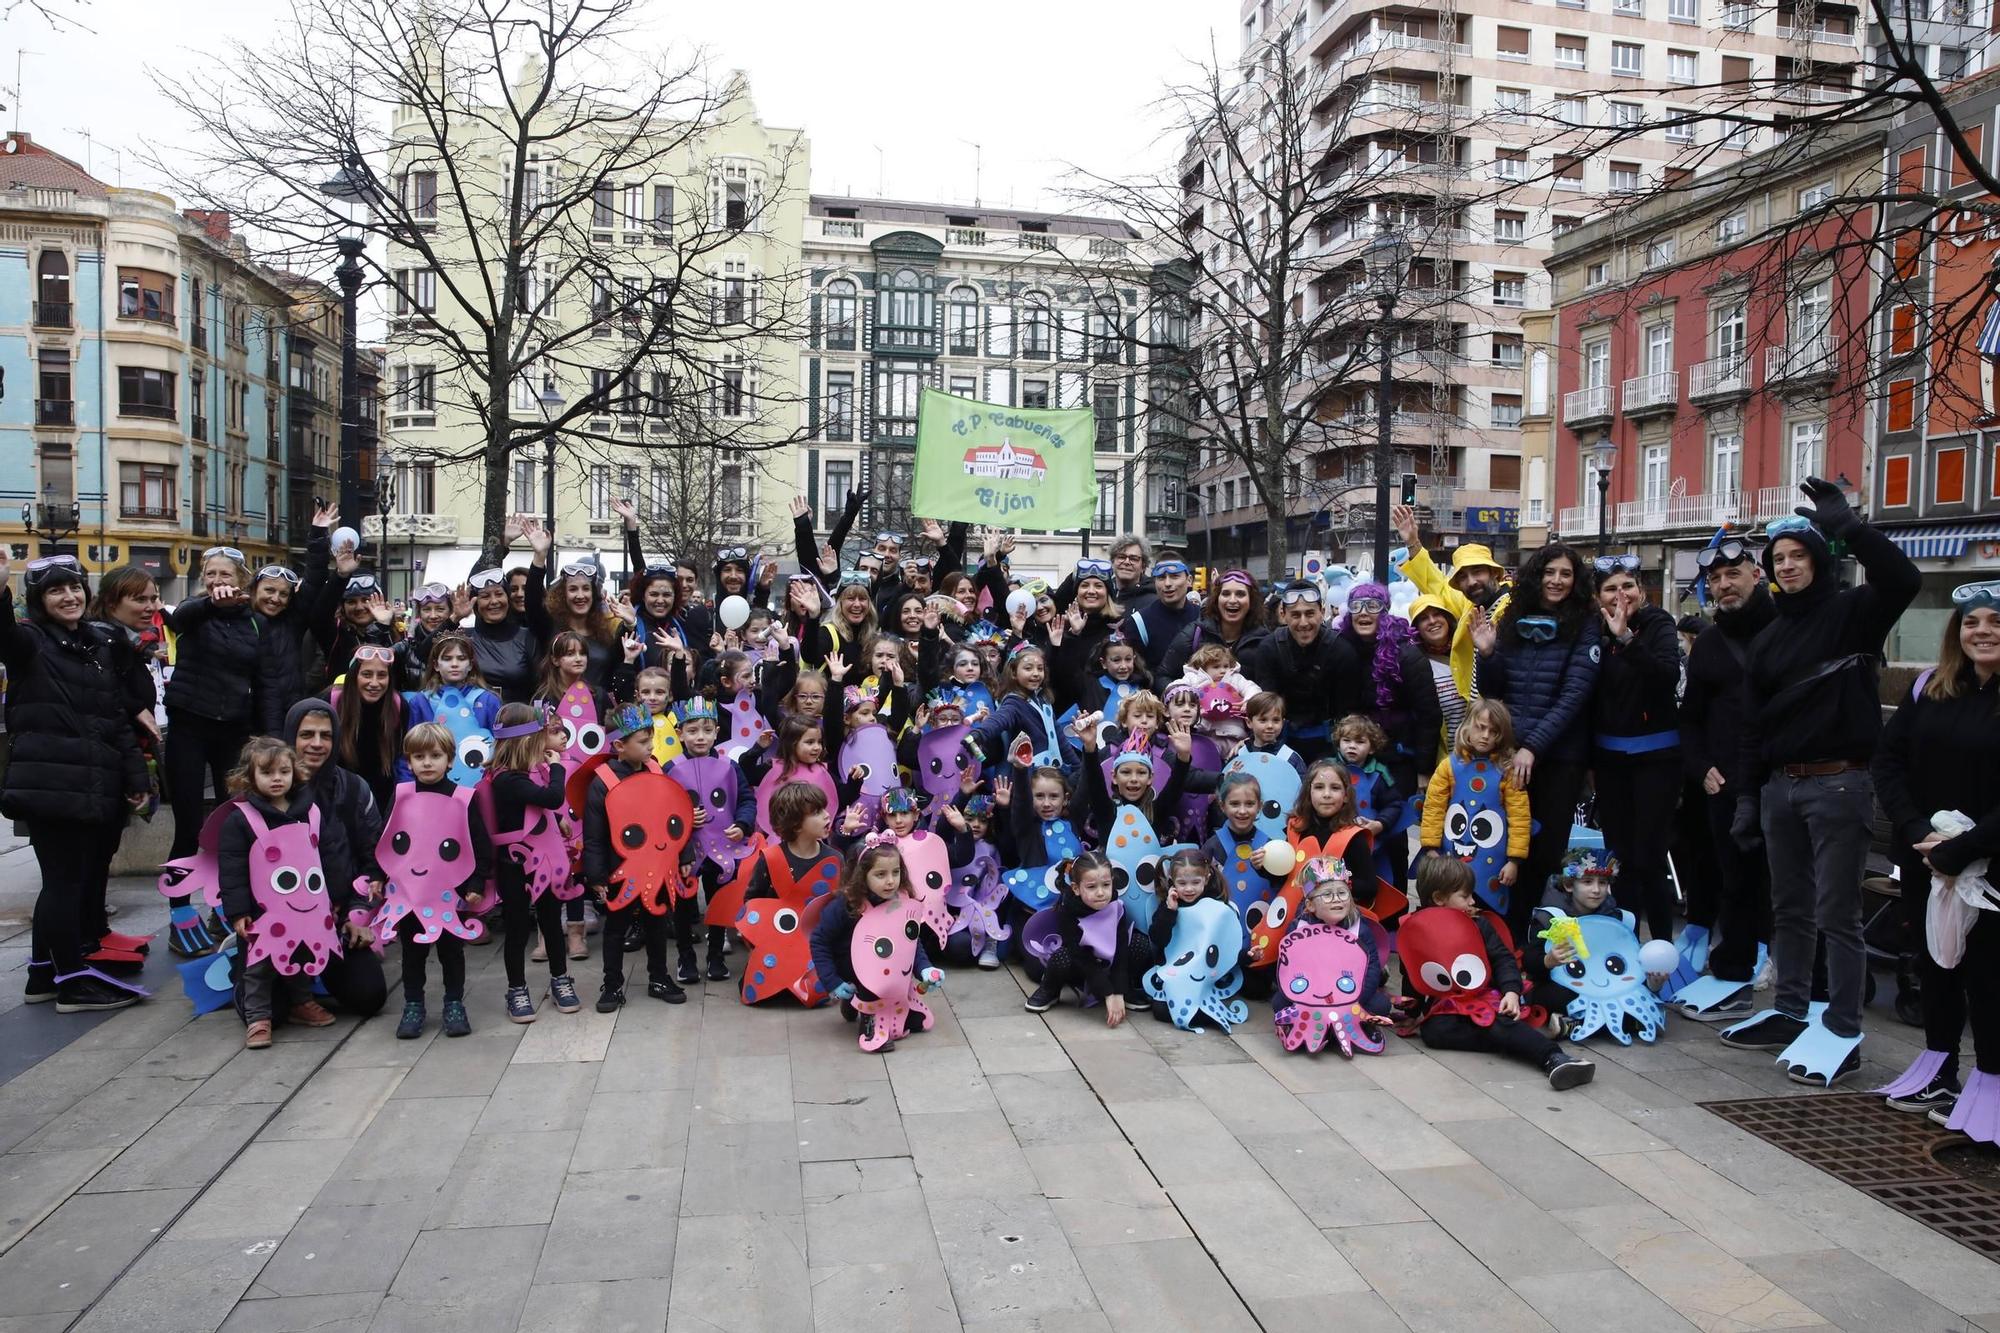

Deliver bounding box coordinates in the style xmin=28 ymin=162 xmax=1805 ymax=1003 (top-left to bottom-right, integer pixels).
xmin=1704 ymin=1093 xmax=2000 ymax=1263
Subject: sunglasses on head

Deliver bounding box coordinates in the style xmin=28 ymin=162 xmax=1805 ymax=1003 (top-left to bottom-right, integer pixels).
xmin=1951 ymin=580 xmax=2000 ymax=612
xmin=352 ymin=645 xmax=396 ymax=665
xmin=467 ymin=568 xmax=508 ymax=590
xmin=1696 ymin=538 xmax=1760 ymax=570
xmin=641 ymin=561 xmax=677 ymax=577
xmin=1518 ymin=615 xmax=1559 ymax=643
xmin=1280 ymin=582 xmax=1324 ymax=606
xmin=1076 ymin=559 xmax=1113 ymax=580
xmin=203 ymin=545 xmax=245 ymax=563
xmin=1347 ymin=596 xmax=1387 ymax=615
xmin=1593 ymin=554 xmax=1642 ymax=577
xmin=256 ymin=566 xmax=302 ymax=587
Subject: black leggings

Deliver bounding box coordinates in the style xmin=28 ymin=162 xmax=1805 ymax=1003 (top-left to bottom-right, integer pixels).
xmin=30 ymin=818 xmax=119 ymax=973
xmin=1420 ymin=1012 xmax=1563 ymax=1067
xmin=1593 ymin=751 xmax=1684 ymax=941
xmin=1511 ymin=758 xmax=1589 ymax=944
xmin=166 ymin=713 xmax=251 ymax=862
xmin=1923 ymin=908 xmax=2000 ymax=1078
xmin=399 ymin=916 xmax=467 ymax=1003
xmin=499 ymin=869 xmax=567 ymax=988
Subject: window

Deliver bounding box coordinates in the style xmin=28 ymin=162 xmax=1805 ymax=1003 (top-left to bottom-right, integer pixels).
xmin=1021 ymin=379 xmax=1050 ymax=410
xmin=1722 ymin=124 xmax=1754 ymax=152
xmin=1492 ymin=394 xmax=1523 ymax=428
xmin=725 ymin=178 xmax=749 ymax=232
xmin=393 ymin=364 xmax=436 ymax=420
xmin=119 ymin=462 xmax=177 ymax=519
xmin=1644 ymin=235 xmax=1677 ymax=268
xmin=1642 ymin=321 xmax=1674 ymax=375
xmin=824 ymin=460 xmax=853 ymax=518
xmin=1889 ymin=304 xmax=1918 ymax=355
xmin=1716 ymin=213 xmax=1746 ymax=245
xmin=1493 ymin=210 xmax=1526 ymax=242
xmin=1668 ymin=49 xmax=1698 ymax=84
xmin=1585 ymin=260 xmax=1609 ymax=287
xmin=1951 ymin=126 xmax=1986 ymax=188
xmin=1610 ymin=161 xmax=1642 ymax=193
xmin=399 ymin=170 xmax=438 ymax=221
xmin=1611 ymin=42 xmax=1643 ymax=75
xmin=1893 ymin=232 xmax=1922 ymax=282
xmin=1021 ymin=298 xmax=1052 ymax=357
xmin=1897 ymin=147 xmax=1927 ymax=192
xmin=826 ymin=370 xmax=855 ymax=441
xmin=1793 ymin=279 xmax=1831 ymax=343
xmin=1609 ymin=102 xmax=1644 ymax=128
xmin=1882 ymin=454 xmax=1913 ymax=507
xmin=1584 ymin=338 xmax=1610 ymax=388
xmin=652 ymin=184 xmax=674 ymax=242
xmin=1710 ymin=430 xmax=1743 ymax=498
xmin=1724 ymin=0 xmax=1754 ymax=24
xmin=716 ymin=360 xmax=748 ymax=417
xmin=1555 ymin=35 xmax=1586 ymax=68
xmin=35 ymin=251 xmax=71 ymax=327
xmin=1494 ymin=86 xmax=1530 ymax=115
xmin=588 ymin=465 xmax=611 ymax=520
xmin=1936 ymin=447 xmax=1968 ymax=504
xmin=1615 ymin=0 xmax=1643 ymax=14
xmin=822 ymin=278 xmax=857 ymax=350
xmin=1789 ymin=420 xmax=1825 ymax=487
xmin=949 ymin=375 xmax=977 ymax=398
xmin=1641 ymin=444 xmax=1671 ymax=509
xmin=117 ymin=268 xmax=175 ymax=323
xmin=948 ymin=286 xmax=979 ymax=354
xmin=512 ymin=456 xmax=539 ymax=513
xmin=1094 ymin=473 xmax=1118 ymax=534
xmin=721 ymin=276 xmax=746 ymax=325
xmin=1668 ymin=0 xmax=1697 ymax=21
xmin=1492 ymin=272 xmax=1526 ymax=306
xmin=37 ymin=348 xmax=71 ymax=425
xmin=1797 ymin=180 xmax=1834 ymax=210
xmin=591 ymin=183 xmax=617 ymax=236
xmin=1492 ymin=334 xmax=1525 ymax=367
xmin=1665 ymin=114 xmax=1696 ymax=144
xmin=1091 ymin=297 xmax=1123 ymax=363
xmin=1553 ymin=215 xmax=1582 ymax=237
xmin=118 ymin=366 xmax=176 ymax=419
xmin=1887 ymin=378 xmax=1917 ymax=432
xmin=394 ymin=268 xmax=437 ymax=315
xmin=1555 ymin=95 xmax=1589 ymax=126
xmin=1496 ymin=25 xmax=1530 ymax=59
xmin=719 ymin=466 xmax=756 ymax=526
xmin=1711 ymin=300 xmax=1746 ymax=361
xmin=875 ymin=362 xmax=924 ymax=436
xmin=1554 ymin=154 xmax=1585 ymax=188
xmin=1494 ymin=148 xmax=1529 ymax=181
xmin=1094 ymin=382 xmax=1120 ymax=449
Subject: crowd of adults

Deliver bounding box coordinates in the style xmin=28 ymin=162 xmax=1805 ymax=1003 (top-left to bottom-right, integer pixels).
xmin=1 ymin=475 xmax=1994 ymax=1120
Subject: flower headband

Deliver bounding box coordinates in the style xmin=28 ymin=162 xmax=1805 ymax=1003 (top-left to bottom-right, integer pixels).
xmin=608 ymin=704 xmax=656 ymax=740
xmin=1562 ymin=847 xmax=1620 ymax=879
xmin=879 ymin=786 xmax=918 ymax=815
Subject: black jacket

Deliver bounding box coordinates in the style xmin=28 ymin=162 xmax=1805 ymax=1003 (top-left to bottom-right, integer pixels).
xmin=1681 ymin=586 xmax=1774 ymax=789
xmin=254 ymin=531 xmax=329 ymax=734
xmin=165 ymin=593 xmax=260 ymax=726
xmin=1249 ymin=627 xmax=1362 ymax=734
xmin=1159 ymin=617 xmax=1269 ymax=685
xmin=1476 ymin=622 xmax=1599 ymax=764
xmin=1119 ymin=597 xmax=1201 ymax=674
xmin=1591 ymin=604 xmax=1681 ymax=748
xmin=1873 ymin=667 xmax=2000 ymax=878
xmin=1739 ymin=522 xmax=1920 ymax=774
xmin=285 ymin=697 xmax=385 ymax=896
xmin=0 ymin=592 xmax=148 ymax=825
xmin=580 ymin=756 xmax=648 ymax=886
xmin=468 ymin=614 xmax=541 ymax=704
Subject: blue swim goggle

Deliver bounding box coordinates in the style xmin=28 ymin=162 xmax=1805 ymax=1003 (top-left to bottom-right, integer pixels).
xmin=1517 ymin=616 xmax=1558 ymax=643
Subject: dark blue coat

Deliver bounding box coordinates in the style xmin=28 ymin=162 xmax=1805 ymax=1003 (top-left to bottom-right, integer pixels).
xmin=1475 ymin=628 xmax=1600 ymax=763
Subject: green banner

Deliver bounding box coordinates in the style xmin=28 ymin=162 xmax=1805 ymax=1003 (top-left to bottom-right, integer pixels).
xmin=911 ymin=388 xmax=1096 ymax=529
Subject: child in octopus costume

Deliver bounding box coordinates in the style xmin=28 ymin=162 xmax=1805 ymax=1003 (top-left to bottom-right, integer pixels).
xmin=811 ymin=842 xmax=942 ymax=1051
xmin=371 ymin=723 xmax=492 ymax=1040
xmin=1398 ymin=859 xmax=1596 ymax=1090
xmin=1021 ymin=851 xmax=1142 ymax=1026
xmin=725 ymin=781 xmax=844 ymax=1005
xmin=665 ymin=698 xmax=753 ymax=985
xmin=217 ymin=739 xmax=344 ymax=1051
xmin=941 ymin=794 xmax=1009 ymax=969
xmin=1142 ymin=851 xmax=1243 ymax=1030
xmin=1248 ymin=761 xmax=1404 ymax=973
xmin=838 ymin=687 xmax=902 ymax=827
xmin=536 ymin=631 xmax=622 ymax=960
xmin=999 ymin=760 xmax=1083 ymax=913
xmin=1273 ymin=857 xmax=1391 ymax=1056
xmin=581 ymin=706 xmax=697 ymax=1012
xmin=481 ymin=702 xmax=580 ymax=1024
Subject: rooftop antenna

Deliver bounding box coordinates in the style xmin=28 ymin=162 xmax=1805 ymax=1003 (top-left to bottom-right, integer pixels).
xmin=65 ymin=128 xmax=122 ymax=183
xmin=873 ymin=144 xmax=885 ymax=196
xmin=12 ymin=50 xmax=38 ymax=131
xmin=961 ymin=139 xmax=982 ymax=206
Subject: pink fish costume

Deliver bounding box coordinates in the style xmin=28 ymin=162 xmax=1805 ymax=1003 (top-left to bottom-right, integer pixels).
xmin=370 ymin=782 xmax=486 ymax=945
xmin=554 ymin=682 xmax=608 ymax=768
xmin=480 ymin=765 xmax=583 ymax=904
xmin=238 ymin=804 xmax=343 ymax=978
xmin=893 ymin=828 xmax=956 ymax=950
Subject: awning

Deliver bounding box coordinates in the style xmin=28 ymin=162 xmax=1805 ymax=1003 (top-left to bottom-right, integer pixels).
xmin=1884 ymin=519 xmax=2000 ymax=560
xmin=1979 ymin=301 xmax=2000 ymax=357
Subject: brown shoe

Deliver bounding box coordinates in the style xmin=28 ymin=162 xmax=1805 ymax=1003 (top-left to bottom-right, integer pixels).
xmin=566 ymin=922 xmax=589 ymax=960
xmin=290 ymin=1000 xmax=337 ymax=1028
xmin=531 ymin=937 xmax=548 ymax=962
xmin=244 ymin=1020 xmax=274 ymax=1050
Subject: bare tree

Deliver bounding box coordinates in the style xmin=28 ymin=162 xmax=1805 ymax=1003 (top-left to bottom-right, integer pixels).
xmin=149 ymin=0 xmax=808 ymax=562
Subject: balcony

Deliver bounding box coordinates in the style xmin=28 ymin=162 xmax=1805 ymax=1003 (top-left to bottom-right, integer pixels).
xmin=1621 ymin=371 xmax=1679 ymax=419
xmin=945 ymin=227 xmax=987 ymax=247
xmin=1616 ymin=491 xmax=1751 ymax=533
xmin=32 ymin=301 xmax=71 ymax=329
xmin=1562 ymin=384 xmax=1616 ymax=427
xmin=192 ymin=414 xmax=210 ymax=442
xmin=35 ymin=398 xmax=74 ymax=427
xmin=121 ymin=401 xmax=176 ymax=421
xmin=820 ymin=219 xmax=863 ymax=238
xmin=191 ymin=320 xmax=209 ymax=350
xmin=1688 ymin=355 xmax=1752 ymax=403
xmin=1765 ymin=338 xmax=1837 ymax=389
xmin=121 ymin=505 xmax=177 ymax=522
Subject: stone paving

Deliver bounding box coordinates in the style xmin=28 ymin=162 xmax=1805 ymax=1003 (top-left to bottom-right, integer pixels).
xmin=1 ymin=863 xmax=1996 ymax=1333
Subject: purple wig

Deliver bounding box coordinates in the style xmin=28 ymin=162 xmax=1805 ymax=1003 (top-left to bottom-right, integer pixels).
xmin=1338 ymin=582 xmax=1415 ymax=710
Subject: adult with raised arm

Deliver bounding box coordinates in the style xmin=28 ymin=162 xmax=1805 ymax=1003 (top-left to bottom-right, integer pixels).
xmin=1872 ymin=580 xmax=2000 ymax=1136
xmin=1719 ymin=478 xmax=1921 ymax=1087
xmin=3 ymin=552 xmax=151 ymax=1012
xmin=614 ymin=496 xmax=710 ymax=683
xmin=251 ymin=501 xmax=332 ymax=732
xmin=1392 ymin=503 xmax=1510 ymax=703
xmin=1469 ymin=540 xmax=1599 ymax=944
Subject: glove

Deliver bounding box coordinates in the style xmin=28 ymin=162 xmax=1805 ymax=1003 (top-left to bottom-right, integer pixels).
xmin=1730 ymin=798 xmax=1763 ymax=852
xmin=918 ymin=967 xmax=944 ymax=992
xmin=1794 ymin=475 xmax=1860 ymax=539
xmin=830 ymin=982 xmax=856 ymax=1001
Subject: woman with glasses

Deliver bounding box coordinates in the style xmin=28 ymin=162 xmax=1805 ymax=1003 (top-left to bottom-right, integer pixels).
xmin=1873 ymin=580 xmax=2000 ymax=1135
xmin=251 ymin=503 xmax=333 ymax=733
xmin=1719 ymin=478 xmax=1920 ymax=1086
xmin=1337 ymin=582 xmax=1440 ymax=799
xmin=1159 ymin=569 xmax=1268 ymax=685
xmin=160 ymin=542 xmax=262 ymax=955
xmin=1588 ymin=554 xmax=1683 ymax=944
xmin=1 ymin=551 xmax=152 ymax=1011
xmin=1469 ymin=541 xmax=1600 ymax=943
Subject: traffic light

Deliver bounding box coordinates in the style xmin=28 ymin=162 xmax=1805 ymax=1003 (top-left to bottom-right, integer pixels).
xmin=1193 ymin=566 xmax=1209 ymax=595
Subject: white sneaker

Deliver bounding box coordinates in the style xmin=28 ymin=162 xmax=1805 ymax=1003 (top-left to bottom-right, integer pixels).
xmin=977 ymin=945 xmax=1000 ymax=970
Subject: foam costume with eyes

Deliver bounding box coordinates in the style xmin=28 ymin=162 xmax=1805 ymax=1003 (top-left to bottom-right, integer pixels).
xmin=552 ymin=681 xmax=609 ymax=768
xmin=595 ymin=767 xmax=696 ymax=915
xmin=1143 ymin=897 xmax=1250 ymax=1032
xmin=414 ymin=684 xmax=502 ymax=787
xmin=369 ymin=782 xmax=484 ymax=944
xmin=1397 ymin=906 xmax=1547 ymax=1028
xmin=1274 ymin=920 xmax=1385 ymax=1056
xmin=236 ymin=803 xmax=342 ymax=977
xmin=840 ymin=722 xmax=901 ymax=813
xmin=849 ymin=894 xmax=936 ymax=1052
xmin=737 ymin=894 xmax=833 ymax=1006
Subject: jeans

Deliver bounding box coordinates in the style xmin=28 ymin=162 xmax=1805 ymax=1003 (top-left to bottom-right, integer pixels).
xmin=1593 ymin=751 xmax=1684 ymax=941
xmin=1705 ymin=792 xmax=1772 ymax=984
xmin=1761 ymin=769 xmax=1874 ymax=1038
xmin=235 ymin=957 xmax=310 ymax=1024
xmin=30 ymin=819 xmax=119 ymax=972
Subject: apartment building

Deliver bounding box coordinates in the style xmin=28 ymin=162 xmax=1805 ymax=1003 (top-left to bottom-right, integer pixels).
xmin=1193 ymin=0 xmax=1860 ymax=571
xmin=797 ymin=197 xmax=1187 ymax=575
xmin=1 ymin=133 xmax=294 ymax=597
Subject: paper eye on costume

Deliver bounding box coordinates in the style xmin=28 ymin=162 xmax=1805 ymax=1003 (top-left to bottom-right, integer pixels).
xmin=1141 ymin=899 xmax=1249 ymax=1033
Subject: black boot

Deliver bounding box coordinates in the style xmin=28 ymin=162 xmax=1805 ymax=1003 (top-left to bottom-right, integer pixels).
xmin=1894 ymin=953 xmax=1924 ymax=1028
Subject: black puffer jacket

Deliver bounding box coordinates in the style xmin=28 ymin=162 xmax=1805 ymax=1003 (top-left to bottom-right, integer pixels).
xmin=1249 ymin=627 xmax=1362 ymax=735
xmin=165 ymin=593 xmax=260 ymax=725
xmin=469 ymin=615 xmax=541 ymax=703
xmin=254 ymin=530 xmax=329 ymax=734
xmin=0 ymin=589 xmax=148 ymax=824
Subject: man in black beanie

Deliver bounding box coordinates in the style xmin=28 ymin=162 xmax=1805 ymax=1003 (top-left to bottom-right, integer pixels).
xmin=280 ymin=698 xmax=389 ymax=1018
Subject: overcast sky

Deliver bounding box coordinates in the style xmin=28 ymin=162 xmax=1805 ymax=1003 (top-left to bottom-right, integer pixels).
xmin=9 ymin=0 xmax=1232 ymax=213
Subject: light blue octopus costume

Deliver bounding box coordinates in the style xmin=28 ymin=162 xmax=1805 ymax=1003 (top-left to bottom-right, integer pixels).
xmin=1441 ymin=752 xmax=1515 ymax=915
xmin=1547 ymin=909 xmax=1666 ymax=1045
xmin=413 ymin=684 xmax=503 ymax=787
xmin=1004 ymin=817 xmax=1082 ymax=912
xmin=1143 ymin=898 xmax=1251 ymax=1033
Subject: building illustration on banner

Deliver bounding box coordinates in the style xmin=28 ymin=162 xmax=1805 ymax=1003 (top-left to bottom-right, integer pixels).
xmin=962 ymin=439 xmax=1047 ymax=484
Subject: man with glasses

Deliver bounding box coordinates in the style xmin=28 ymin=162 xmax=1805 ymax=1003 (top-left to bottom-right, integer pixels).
xmin=1392 ymin=504 xmax=1510 ymax=701
xmin=1718 ymin=478 xmax=1920 ymax=1086
xmin=1674 ymin=533 xmax=1777 ymax=1024
xmin=1250 ymin=579 xmax=1362 ymax=762
xmin=1117 ymin=554 xmax=1202 ymax=674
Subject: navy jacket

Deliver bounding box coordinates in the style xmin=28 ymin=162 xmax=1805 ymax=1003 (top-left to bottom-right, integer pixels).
xmin=1476 ymin=627 xmax=1599 ymax=764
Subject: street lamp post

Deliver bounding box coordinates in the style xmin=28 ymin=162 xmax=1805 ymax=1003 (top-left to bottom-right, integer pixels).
xmin=1363 ymin=230 xmax=1411 ymax=585
xmin=318 ymin=161 xmax=371 ymax=529
xmin=375 ymin=457 xmax=397 ymax=597
xmin=537 ymin=378 xmax=566 ymax=542
xmin=1589 ymin=433 xmax=1618 ymax=555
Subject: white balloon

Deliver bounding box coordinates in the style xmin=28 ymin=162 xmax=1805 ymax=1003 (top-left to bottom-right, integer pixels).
xmin=1638 ymin=939 xmax=1680 ymax=976
xmin=1260 ymin=841 xmax=1297 ymax=878
xmin=330 ymin=526 xmax=361 ymax=554
xmin=718 ymin=594 xmax=750 ymax=630
xmin=1005 ymin=589 xmax=1037 ymax=620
